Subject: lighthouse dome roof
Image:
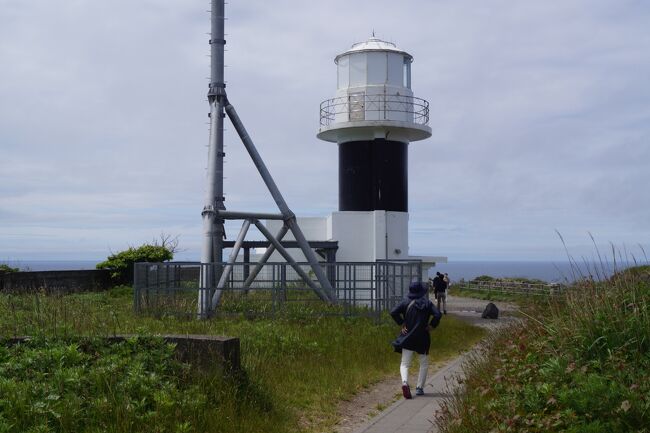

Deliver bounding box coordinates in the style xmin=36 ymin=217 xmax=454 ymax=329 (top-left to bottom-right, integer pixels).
xmin=335 ymin=37 xmax=412 ymax=64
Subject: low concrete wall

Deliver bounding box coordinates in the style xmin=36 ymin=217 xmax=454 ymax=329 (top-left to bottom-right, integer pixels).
xmin=0 ymin=270 xmax=112 ymax=294
xmin=3 ymin=334 xmax=240 ymax=372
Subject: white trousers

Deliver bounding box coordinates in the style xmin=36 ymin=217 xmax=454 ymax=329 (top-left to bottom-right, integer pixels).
xmin=400 ymin=349 xmax=429 ymax=388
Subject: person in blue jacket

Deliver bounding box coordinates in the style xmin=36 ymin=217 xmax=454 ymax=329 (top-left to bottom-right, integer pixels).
xmin=390 ymin=281 xmax=442 ymax=398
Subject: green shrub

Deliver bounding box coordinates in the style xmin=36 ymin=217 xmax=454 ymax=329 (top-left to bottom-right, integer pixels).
xmin=469 ymin=275 xmax=547 ymax=285
xmin=96 ymin=244 xmax=173 ymax=284
xmin=0 ymin=264 xmax=18 ymax=274
xmin=472 ymin=275 xmax=495 ymax=282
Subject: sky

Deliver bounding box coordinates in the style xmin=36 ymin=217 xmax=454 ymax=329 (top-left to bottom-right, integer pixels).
xmin=1 ymin=0 xmax=649 ymax=263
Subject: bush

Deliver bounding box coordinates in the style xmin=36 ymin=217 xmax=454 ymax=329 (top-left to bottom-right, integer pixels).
xmin=97 ymin=244 xmax=173 ymax=284
xmin=470 ymin=275 xmax=546 ymax=285
xmin=0 ymin=264 xmax=19 ymax=274
xmin=472 ymin=275 xmax=495 ymax=282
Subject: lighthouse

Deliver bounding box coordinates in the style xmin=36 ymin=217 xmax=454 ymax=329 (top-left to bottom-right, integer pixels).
xmin=266 ymin=36 xmax=443 ymax=273
xmin=318 ymin=37 xmax=431 ymax=213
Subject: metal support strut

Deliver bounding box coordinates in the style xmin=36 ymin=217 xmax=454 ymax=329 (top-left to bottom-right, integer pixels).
xmin=224 ymin=101 xmax=337 ymax=304
xmin=211 ymin=219 xmax=251 ymax=307
xmin=243 ymin=224 xmax=289 ymax=288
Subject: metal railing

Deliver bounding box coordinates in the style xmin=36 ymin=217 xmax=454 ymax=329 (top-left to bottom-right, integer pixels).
xmin=134 ymin=261 xmax=423 ymax=320
xmin=319 ymin=93 xmax=430 ymax=127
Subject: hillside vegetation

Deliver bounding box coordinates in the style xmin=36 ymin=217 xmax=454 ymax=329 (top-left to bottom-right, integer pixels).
xmin=438 ymin=265 xmax=650 ymax=432
xmin=0 ymin=287 xmax=484 ymax=432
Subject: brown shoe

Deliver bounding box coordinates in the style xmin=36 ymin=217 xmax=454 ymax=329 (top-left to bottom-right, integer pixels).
xmin=402 ymin=383 xmax=412 ymax=399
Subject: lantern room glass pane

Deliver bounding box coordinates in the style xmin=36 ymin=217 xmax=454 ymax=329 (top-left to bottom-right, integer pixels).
xmin=366 ymin=52 xmax=387 ymax=85
xmin=387 ymin=53 xmax=402 ymax=86
xmin=337 ymin=56 xmax=349 ymax=89
xmin=403 ymin=58 xmax=411 ymax=88
xmin=349 ymin=53 xmax=367 ymax=87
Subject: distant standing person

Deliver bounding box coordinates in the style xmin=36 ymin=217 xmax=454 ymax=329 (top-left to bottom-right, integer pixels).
xmin=431 ymin=273 xmax=441 ymax=293
xmin=390 ymin=282 xmax=442 ymax=399
xmin=443 ymin=273 xmax=450 ymax=313
xmin=433 ymin=271 xmax=447 ymax=314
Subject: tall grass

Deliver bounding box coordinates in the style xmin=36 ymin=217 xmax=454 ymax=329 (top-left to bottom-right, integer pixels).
xmin=0 ymin=287 xmax=485 ymax=432
xmin=437 ymin=264 xmax=650 ymax=433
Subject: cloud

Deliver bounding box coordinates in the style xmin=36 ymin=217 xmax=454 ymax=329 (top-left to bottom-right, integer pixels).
xmin=1 ymin=0 xmax=649 ymax=261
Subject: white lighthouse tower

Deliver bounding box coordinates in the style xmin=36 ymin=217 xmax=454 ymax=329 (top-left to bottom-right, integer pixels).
xmin=267 ymin=36 xmax=444 ymax=275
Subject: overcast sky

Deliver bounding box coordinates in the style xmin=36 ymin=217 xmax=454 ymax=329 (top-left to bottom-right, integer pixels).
xmin=1 ymin=0 xmax=649 ymax=263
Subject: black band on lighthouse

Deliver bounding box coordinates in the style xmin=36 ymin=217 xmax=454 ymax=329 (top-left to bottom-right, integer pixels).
xmin=338 ymin=139 xmax=408 ymax=212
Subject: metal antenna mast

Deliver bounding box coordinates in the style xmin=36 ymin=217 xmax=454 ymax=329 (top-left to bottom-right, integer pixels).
xmin=198 ymin=0 xmax=226 ymax=316
xmin=199 ymin=0 xmax=337 ymax=317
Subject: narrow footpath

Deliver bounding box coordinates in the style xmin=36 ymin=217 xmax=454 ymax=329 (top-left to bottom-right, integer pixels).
xmin=346 ymin=296 xmax=519 ymax=433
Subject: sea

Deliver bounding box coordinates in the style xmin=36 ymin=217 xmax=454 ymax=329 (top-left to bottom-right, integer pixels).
xmin=3 ymin=259 xmax=630 ymax=283
xmin=428 ymin=261 xmax=624 ymax=283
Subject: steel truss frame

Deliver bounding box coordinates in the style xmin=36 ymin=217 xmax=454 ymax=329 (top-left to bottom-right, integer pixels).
xmin=199 ymin=0 xmax=336 ymax=318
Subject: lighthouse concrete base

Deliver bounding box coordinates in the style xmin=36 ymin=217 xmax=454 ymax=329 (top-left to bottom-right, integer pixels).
xmin=264 ymin=211 xmax=446 ymax=281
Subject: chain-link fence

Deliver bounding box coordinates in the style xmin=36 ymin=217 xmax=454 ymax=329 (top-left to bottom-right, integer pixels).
xmin=134 ymin=261 xmax=423 ymax=320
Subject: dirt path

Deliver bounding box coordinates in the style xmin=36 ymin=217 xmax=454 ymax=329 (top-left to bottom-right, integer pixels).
xmin=329 ymin=296 xmax=519 ymax=433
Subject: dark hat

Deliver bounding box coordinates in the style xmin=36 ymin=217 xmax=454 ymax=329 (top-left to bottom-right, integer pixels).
xmin=436 ymin=272 xmax=442 ymax=277
xmin=408 ymin=281 xmax=427 ymax=299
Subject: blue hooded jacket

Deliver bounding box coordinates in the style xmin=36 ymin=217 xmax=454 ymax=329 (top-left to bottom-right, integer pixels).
xmin=390 ymin=284 xmax=442 ymax=355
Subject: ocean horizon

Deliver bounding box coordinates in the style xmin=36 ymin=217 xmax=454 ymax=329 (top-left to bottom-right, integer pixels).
xmin=2 ymin=259 xmax=635 ymax=283
xmin=429 ymin=260 xmax=631 ymax=283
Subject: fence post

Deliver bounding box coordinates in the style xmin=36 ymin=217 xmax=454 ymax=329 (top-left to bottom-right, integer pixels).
xmin=281 ymin=263 xmax=287 ymax=303
xmin=165 ymin=264 xmax=171 ymax=298
xmin=271 ymin=264 xmax=277 ymax=318
xmin=133 ymin=263 xmax=139 ymax=313
xmin=350 ymin=264 xmax=355 ymax=317
xmin=243 ymin=247 xmax=250 ymax=281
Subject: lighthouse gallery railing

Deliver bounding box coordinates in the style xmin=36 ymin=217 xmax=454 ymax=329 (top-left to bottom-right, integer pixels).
xmin=320 ymin=94 xmax=430 ymax=127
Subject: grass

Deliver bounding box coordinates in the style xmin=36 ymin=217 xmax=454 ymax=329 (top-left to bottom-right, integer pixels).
xmin=0 ymin=337 xmax=272 ymax=433
xmin=436 ymin=265 xmax=650 ymax=433
xmin=0 ymin=287 xmax=485 ymax=433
